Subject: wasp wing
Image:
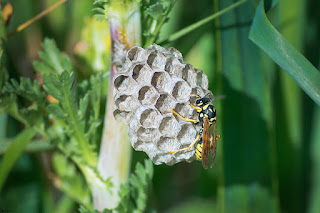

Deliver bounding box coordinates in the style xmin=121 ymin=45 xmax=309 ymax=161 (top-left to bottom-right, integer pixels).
xmin=210 ymin=122 xmax=218 ymax=168
xmin=201 ymin=117 xmax=210 ymax=169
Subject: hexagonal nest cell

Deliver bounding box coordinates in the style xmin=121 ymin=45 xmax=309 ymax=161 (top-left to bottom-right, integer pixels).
xmin=138 ymin=86 xmax=159 ymax=106
xmin=113 ymin=44 xmax=213 ymax=166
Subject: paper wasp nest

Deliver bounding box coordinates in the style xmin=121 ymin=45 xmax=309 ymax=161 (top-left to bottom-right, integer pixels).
xmin=113 ymin=44 xmax=211 ymax=165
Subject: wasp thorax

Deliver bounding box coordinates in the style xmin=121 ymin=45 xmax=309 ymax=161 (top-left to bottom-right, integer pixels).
xmin=113 ymin=44 xmax=212 ymax=166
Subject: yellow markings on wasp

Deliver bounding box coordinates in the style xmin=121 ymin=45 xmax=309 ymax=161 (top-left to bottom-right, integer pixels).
xmin=210 ymin=117 xmax=216 ymax=122
xmin=195 ymin=143 xmax=203 ymax=160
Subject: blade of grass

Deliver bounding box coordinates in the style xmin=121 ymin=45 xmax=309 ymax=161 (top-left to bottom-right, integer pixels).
xmin=249 ymin=0 xmax=320 ymax=106
xmin=276 ymin=0 xmax=306 ymax=211
xmin=0 ymin=127 xmax=36 ymax=192
xmin=158 ymin=0 xmax=247 ymax=45
xmin=0 ymin=139 xmax=54 ymax=154
xmin=217 ymin=0 xmax=279 ymax=211
xmin=308 ymin=106 xmax=320 ymax=213
xmin=279 ymin=0 xmax=305 ymax=147
xmin=307 ymin=55 xmax=320 ymax=213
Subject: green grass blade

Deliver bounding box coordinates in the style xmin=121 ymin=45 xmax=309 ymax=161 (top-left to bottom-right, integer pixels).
xmin=0 ymin=139 xmax=54 ymax=154
xmin=0 ymin=128 xmax=36 ymax=192
xmin=308 ymin=107 xmax=320 ymax=213
xmin=249 ymin=1 xmax=320 ymax=106
xmin=275 ymin=0 xmax=306 ymax=211
xmin=217 ymin=0 xmax=279 ymax=211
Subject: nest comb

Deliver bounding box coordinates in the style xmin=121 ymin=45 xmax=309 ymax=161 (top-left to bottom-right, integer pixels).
xmin=113 ymin=44 xmax=212 ymax=165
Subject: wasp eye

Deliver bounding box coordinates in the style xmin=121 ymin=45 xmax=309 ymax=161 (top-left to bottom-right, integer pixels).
xmin=196 ymin=99 xmax=201 ymax=105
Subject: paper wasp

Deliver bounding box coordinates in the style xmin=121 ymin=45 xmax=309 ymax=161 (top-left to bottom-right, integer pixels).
xmin=169 ymin=93 xmax=220 ymax=169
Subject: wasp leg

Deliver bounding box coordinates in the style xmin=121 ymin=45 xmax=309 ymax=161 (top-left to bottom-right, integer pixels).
xmin=168 ymin=134 xmax=201 ymax=154
xmin=190 ymin=103 xmax=202 ymax=112
xmin=170 ymin=108 xmax=198 ymax=124
xmin=190 ymin=94 xmax=201 ymax=98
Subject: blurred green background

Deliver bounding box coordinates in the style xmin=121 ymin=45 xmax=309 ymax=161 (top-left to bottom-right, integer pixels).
xmin=1 ymin=0 xmax=320 ymax=212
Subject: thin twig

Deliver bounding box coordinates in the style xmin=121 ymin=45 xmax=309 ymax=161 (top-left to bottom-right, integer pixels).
xmin=7 ymin=0 xmax=67 ymax=38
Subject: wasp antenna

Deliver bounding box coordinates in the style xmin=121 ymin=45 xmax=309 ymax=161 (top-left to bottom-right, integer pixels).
xmin=190 ymin=94 xmax=201 ymax=98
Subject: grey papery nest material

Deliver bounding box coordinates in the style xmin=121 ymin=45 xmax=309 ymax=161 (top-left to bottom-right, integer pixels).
xmin=113 ymin=44 xmax=212 ymax=165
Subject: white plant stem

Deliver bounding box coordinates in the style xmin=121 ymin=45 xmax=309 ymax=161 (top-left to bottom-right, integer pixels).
xmin=93 ymin=2 xmax=141 ymax=211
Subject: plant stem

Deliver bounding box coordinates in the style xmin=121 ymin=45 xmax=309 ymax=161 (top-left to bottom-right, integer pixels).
xmin=144 ymin=0 xmax=177 ymax=47
xmin=7 ymin=0 xmax=67 ymax=38
xmin=92 ymin=1 xmax=141 ymax=210
xmin=158 ymin=0 xmax=246 ymax=45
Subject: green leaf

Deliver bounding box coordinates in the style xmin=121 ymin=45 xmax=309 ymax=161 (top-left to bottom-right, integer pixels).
xmin=43 ymin=71 xmax=76 ymax=112
xmin=4 ymin=77 xmax=47 ymax=107
xmin=145 ymin=3 xmax=166 ymax=20
xmin=0 ymin=128 xmax=36 ymax=192
xmin=32 ymin=38 xmax=73 ymax=75
xmin=143 ymin=0 xmax=177 ymax=47
xmin=79 ymin=94 xmax=89 ymax=120
xmin=0 ymin=94 xmax=28 ymax=125
xmin=0 ymin=80 xmax=46 ymax=130
xmin=53 ymin=153 xmax=92 ymax=209
xmin=43 ymin=70 xmax=97 ymax=166
xmin=47 ymin=103 xmax=66 ymax=118
xmin=0 ymin=139 xmax=54 ymax=154
xmin=102 ymin=159 xmax=154 ymax=213
xmin=308 ymin=107 xmax=320 ymax=213
xmin=249 ymin=1 xmax=320 ymax=106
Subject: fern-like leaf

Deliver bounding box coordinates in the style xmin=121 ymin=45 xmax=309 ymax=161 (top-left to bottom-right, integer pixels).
xmin=33 ymin=38 xmax=73 ymax=75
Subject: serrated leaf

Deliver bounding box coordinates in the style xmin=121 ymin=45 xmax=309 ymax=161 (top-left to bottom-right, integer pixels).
xmin=108 ymin=160 xmax=154 ymax=212
xmin=43 ymin=71 xmax=76 ymax=104
xmin=43 ymin=73 xmax=63 ymax=100
xmin=4 ymin=77 xmax=47 ymax=107
xmin=0 ymin=94 xmax=28 ymax=125
xmin=135 ymin=162 xmax=147 ymax=186
xmin=33 ymin=38 xmax=73 ymax=75
xmin=43 ymin=70 xmax=96 ymax=166
xmin=79 ymin=94 xmax=89 ymax=119
xmin=144 ymin=159 xmax=153 ymax=181
xmin=48 ymin=103 xmax=65 ymax=118
xmin=146 ymin=3 xmax=165 ymax=20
